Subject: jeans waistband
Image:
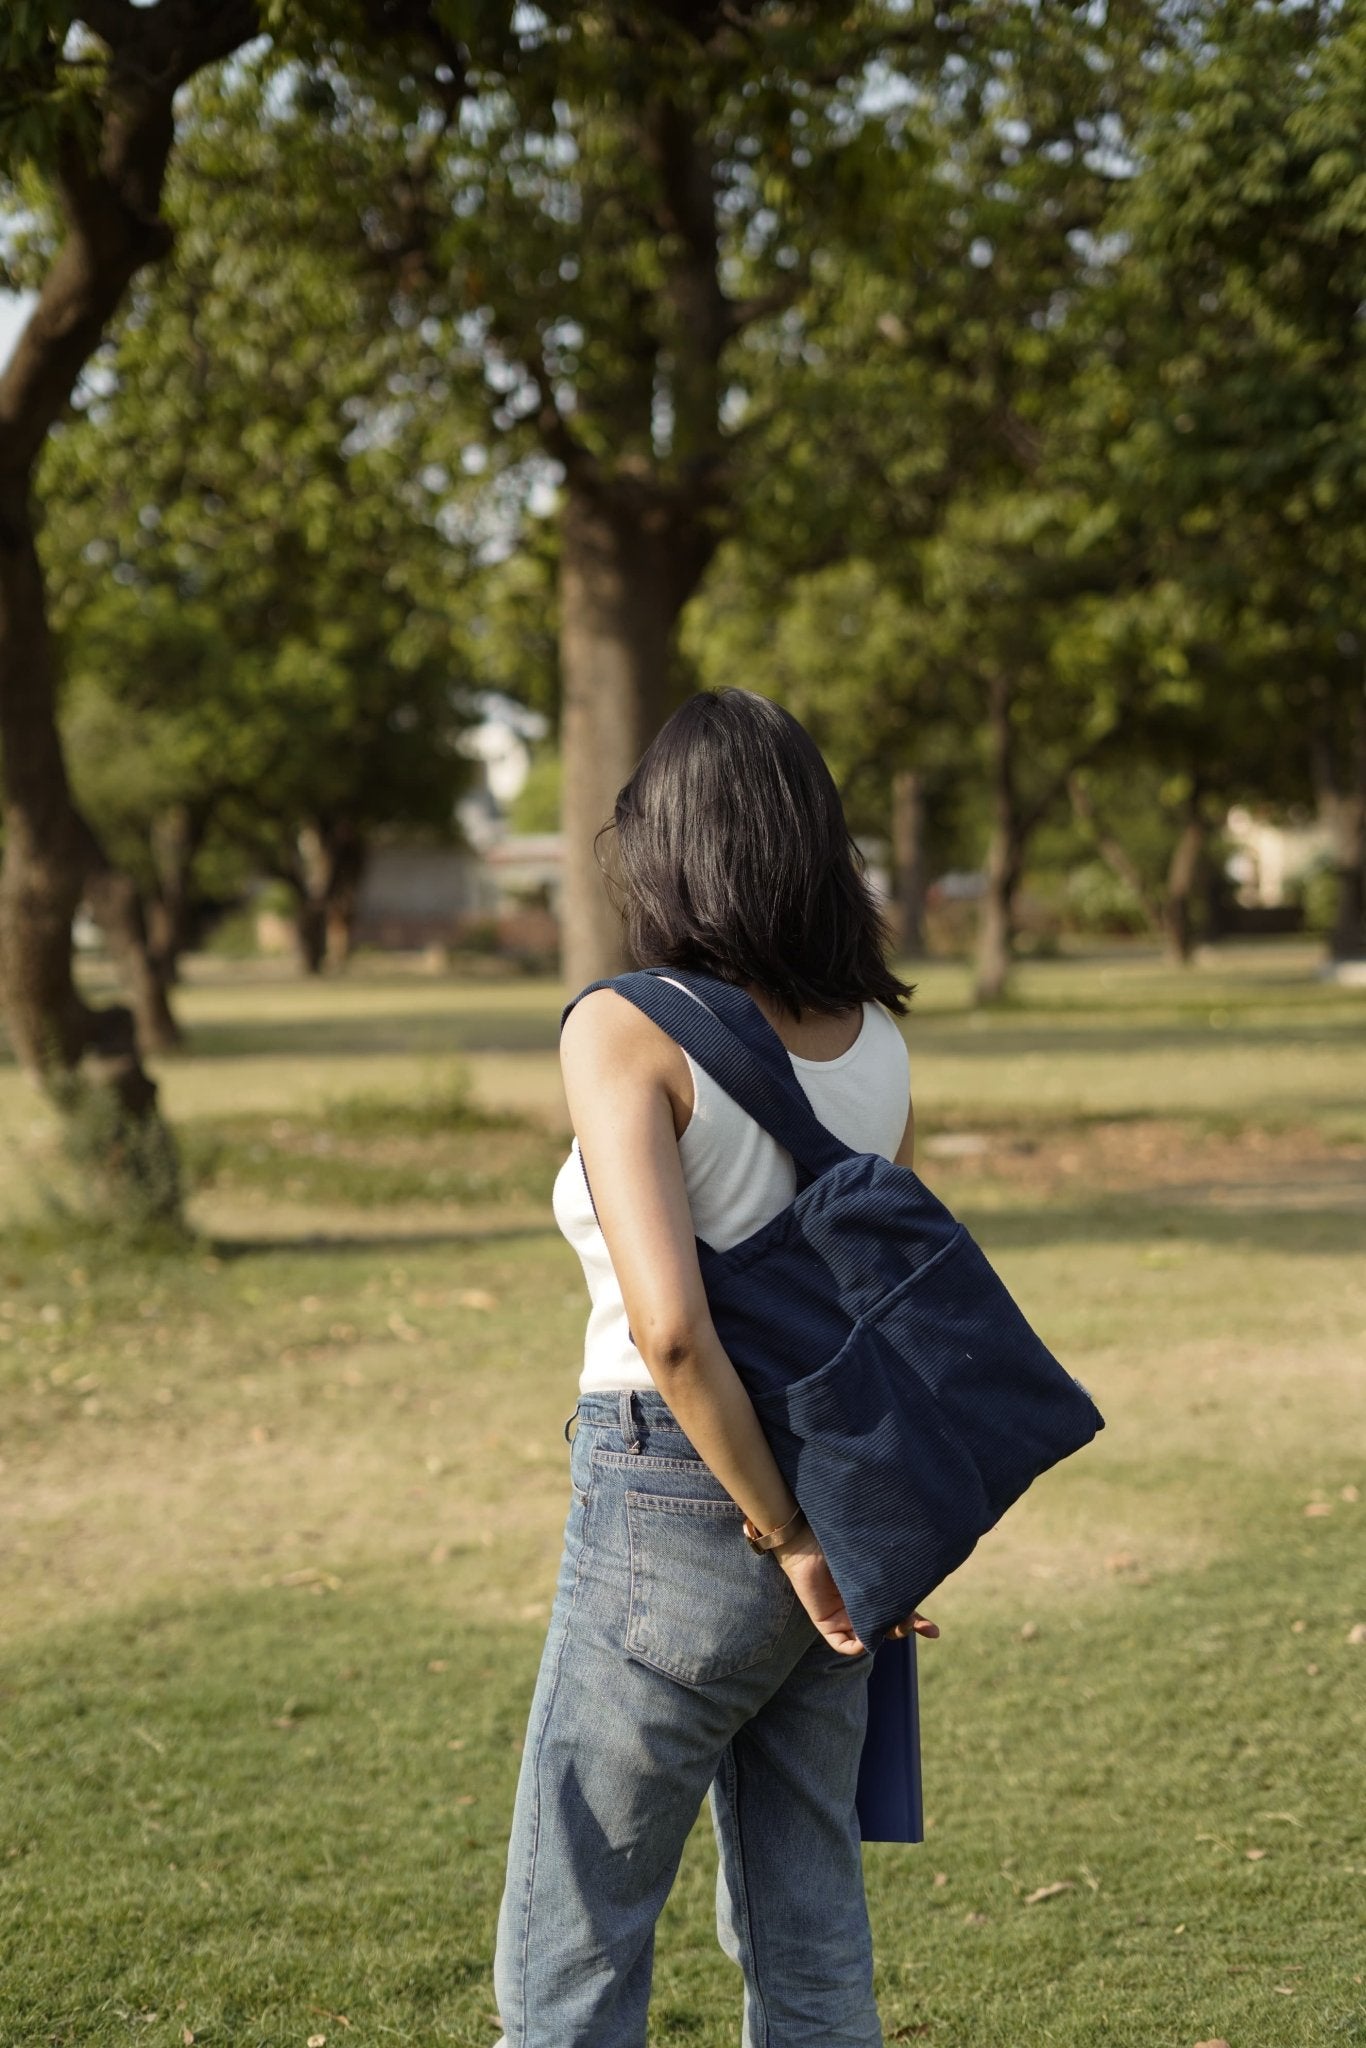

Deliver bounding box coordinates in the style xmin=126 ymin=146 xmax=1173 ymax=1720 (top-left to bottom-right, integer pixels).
xmin=563 ymin=1387 xmax=685 ymax=1448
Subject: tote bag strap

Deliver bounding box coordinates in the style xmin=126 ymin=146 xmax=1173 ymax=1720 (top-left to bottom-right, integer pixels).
xmin=560 ymin=967 xmax=856 ymax=1185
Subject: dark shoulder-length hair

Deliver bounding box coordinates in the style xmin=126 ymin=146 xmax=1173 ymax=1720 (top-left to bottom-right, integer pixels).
xmin=602 ymin=688 xmax=914 ymax=1019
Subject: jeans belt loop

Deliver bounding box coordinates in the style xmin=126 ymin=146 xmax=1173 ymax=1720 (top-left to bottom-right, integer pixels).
xmin=618 ymin=1387 xmax=642 ymax=1452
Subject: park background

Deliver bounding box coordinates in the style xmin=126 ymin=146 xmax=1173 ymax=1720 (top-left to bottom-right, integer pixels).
xmin=0 ymin=5 xmax=1363 ymax=2046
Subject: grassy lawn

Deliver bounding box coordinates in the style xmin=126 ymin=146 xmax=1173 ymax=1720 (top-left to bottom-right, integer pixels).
xmin=1 ymin=944 xmax=1363 ymax=2047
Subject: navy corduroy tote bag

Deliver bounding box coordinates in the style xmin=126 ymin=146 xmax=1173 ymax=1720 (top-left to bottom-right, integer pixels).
xmin=562 ymin=967 xmax=1104 ymax=1652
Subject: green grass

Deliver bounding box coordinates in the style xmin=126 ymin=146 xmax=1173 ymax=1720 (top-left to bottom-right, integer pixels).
xmin=1 ymin=942 xmax=1364 ymax=2045
xmin=177 ymin=1076 xmax=562 ymax=1213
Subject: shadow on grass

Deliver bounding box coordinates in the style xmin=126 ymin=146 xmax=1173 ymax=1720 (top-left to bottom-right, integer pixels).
xmin=960 ymin=1199 xmax=1366 ymax=1256
xmin=3 ymin=1517 xmax=1362 ymax=2047
xmin=167 ymin=1010 xmax=559 ymax=1061
xmin=917 ymin=1098 xmax=1366 ymax=1135
xmin=906 ymin=1017 xmax=1366 ymax=1059
xmin=207 ymin=1220 xmax=564 ymax=1259
xmin=199 ymin=1200 xmax=1366 ymax=1265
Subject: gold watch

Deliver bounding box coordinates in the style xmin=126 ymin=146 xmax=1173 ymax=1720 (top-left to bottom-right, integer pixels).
xmin=742 ymin=1505 xmax=807 ymax=1555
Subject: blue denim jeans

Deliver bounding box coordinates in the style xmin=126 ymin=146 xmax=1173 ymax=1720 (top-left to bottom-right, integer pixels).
xmin=492 ymin=1386 xmax=882 ymax=2048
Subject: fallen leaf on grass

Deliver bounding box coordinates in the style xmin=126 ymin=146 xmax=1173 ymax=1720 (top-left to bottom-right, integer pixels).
xmin=1342 ymin=1484 xmax=1360 ymax=1503
xmin=1193 ymin=2039 xmax=1231 ymax=2047
xmin=1303 ymin=1501 xmax=1333 ymax=1518
xmin=963 ymin=1911 xmax=988 ymax=1927
xmin=182 ymin=2032 xmax=195 ymax=2045
xmin=308 ymin=2035 xmax=327 ymax=2046
xmin=1245 ymin=1848 xmax=1267 ymax=1860
xmin=1023 ymin=1880 xmax=1074 ymax=1905
xmin=932 ymin=1871 xmax=949 ymax=1887
xmin=458 ymin=1289 xmax=498 ymax=1311
xmin=1018 ymin=1621 xmax=1038 ymax=1641
xmin=1347 ymin=1623 xmax=1366 ymax=1646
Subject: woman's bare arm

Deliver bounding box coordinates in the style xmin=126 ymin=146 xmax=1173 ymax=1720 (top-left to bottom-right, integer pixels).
xmin=560 ymin=991 xmax=935 ymax=1655
xmin=560 ymin=989 xmax=801 ymax=1538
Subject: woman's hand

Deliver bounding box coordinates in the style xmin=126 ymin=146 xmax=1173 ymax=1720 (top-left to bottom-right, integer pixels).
xmin=773 ymin=1525 xmax=940 ymax=1657
xmin=888 ymin=1610 xmax=940 ymax=1641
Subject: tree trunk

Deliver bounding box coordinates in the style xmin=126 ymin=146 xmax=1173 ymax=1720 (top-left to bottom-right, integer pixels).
xmin=325 ymin=822 xmax=367 ymax=969
xmin=973 ymin=675 xmax=1023 ymax=1005
xmin=147 ymin=799 xmax=207 ymax=989
xmin=549 ymin=77 xmax=738 ymax=994
xmin=558 ymin=482 xmax=692 ymax=992
xmin=890 ymin=767 xmax=929 ymax=960
xmin=1327 ymin=691 xmax=1366 ymax=963
xmin=1163 ymin=788 xmax=1207 ymax=965
xmin=0 ymin=483 xmax=180 ymax=1217
xmin=0 ymin=5 xmax=263 ymax=1225
xmin=291 ymin=818 xmax=366 ymax=975
xmin=294 ymin=823 xmax=331 ymax=976
xmin=84 ymin=860 xmax=181 ymax=1053
xmin=295 ymin=899 xmax=328 ymax=976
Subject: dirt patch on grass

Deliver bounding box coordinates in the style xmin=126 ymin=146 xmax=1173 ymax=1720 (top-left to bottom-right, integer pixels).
xmin=922 ymin=1116 xmax=1366 ymax=1210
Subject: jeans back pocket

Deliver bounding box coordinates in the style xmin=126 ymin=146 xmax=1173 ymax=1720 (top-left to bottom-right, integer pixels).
xmin=624 ymin=1490 xmax=797 ymax=1688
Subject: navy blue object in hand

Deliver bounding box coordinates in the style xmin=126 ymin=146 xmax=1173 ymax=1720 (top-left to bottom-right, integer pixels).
xmin=859 ymin=1633 xmax=923 ymax=1844
xmin=561 ymin=968 xmax=1105 ymax=1656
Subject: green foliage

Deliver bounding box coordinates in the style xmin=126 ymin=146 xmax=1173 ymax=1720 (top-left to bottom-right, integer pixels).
xmin=687 ymin=0 xmax=1366 ymax=968
xmin=1063 ymin=862 xmax=1151 ymax=938
xmin=1073 ymin=0 xmax=1366 ymax=823
xmin=507 ymin=746 xmax=562 ymax=834
xmin=200 ymin=905 xmax=262 ymax=961
xmin=1293 ymin=857 xmax=1341 ymax=939
xmin=39 ymin=1077 xmax=186 ymax=1242
xmin=686 ymin=4 xmax=1161 ymax=891
xmin=10 ymin=0 xmax=1365 ymax=1000
xmin=0 ymin=8 xmax=107 ymax=232
xmin=38 ymin=53 xmax=495 ymax=907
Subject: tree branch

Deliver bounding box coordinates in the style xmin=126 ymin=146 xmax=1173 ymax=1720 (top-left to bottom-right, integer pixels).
xmin=0 ymin=2 xmax=261 ymax=481
xmin=75 ymin=0 xmax=134 ymax=47
xmin=721 ymin=276 xmax=805 ymax=340
xmin=1020 ymin=717 xmax=1126 ymax=842
xmin=1067 ymin=771 xmax=1162 ymax=928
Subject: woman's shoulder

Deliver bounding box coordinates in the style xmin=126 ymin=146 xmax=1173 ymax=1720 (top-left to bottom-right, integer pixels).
xmin=560 ymin=985 xmax=689 ymax=1083
xmin=561 ymin=984 xmax=647 ymax=1055
xmin=560 ymin=984 xmax=694 ymax=1138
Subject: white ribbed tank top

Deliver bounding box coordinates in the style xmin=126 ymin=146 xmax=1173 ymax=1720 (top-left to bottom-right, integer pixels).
xmin=552 ymin=980 xmax=912 ymax=1394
